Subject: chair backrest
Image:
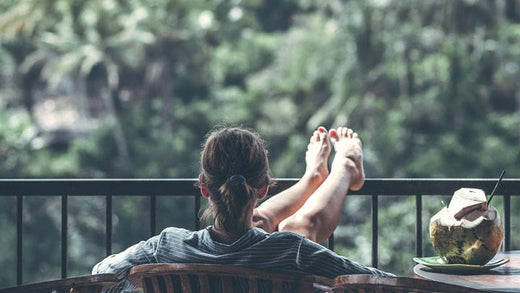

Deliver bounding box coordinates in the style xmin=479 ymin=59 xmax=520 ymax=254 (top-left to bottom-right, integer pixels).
xmin=331 ymin=275 xmax=492 ymax=293
xmin=0 ymin=273 xmax=118 ymax=293
xmin=127 ymin=264 xmax=334 ymax=293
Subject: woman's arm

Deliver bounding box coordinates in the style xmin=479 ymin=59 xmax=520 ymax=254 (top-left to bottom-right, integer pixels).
xmin=92 ymin=235 xmax=159 ymax=275
xmin=295 ymin=237 xmax=394 ymax=278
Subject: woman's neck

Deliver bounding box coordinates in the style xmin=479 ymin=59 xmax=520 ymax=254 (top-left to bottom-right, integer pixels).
xmin=210 ymin=224 xmax=249 ymax=244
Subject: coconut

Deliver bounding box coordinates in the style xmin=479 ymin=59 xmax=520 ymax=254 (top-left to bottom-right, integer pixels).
xmin=429 ymin=188 xmax=503 ymax=265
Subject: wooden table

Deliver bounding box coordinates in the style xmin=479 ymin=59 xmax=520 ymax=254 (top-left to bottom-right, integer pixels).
xmin=414 ymin=251 xmax=520 ymax=292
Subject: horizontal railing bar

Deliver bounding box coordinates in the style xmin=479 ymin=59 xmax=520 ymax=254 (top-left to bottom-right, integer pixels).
xmin=0 ymin=179 xmax=198 ymax=196
xmin=1 ymin=178 xmax=520 ymax=196
xmin=352 ymin=178 xmax=520 ymax=196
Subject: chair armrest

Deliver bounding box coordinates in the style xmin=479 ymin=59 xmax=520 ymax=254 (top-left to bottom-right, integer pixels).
xmin=331 ymin=275 xmax=492 ymax=293
xmin=0 ymin=274 xmax=118 ymax=293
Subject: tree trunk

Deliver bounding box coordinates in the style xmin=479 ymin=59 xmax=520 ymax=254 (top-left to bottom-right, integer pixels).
xmin=506 ymin=0 xmax=520 ymax=22
xmin=101 ymin=88 xmax=129 ymax=161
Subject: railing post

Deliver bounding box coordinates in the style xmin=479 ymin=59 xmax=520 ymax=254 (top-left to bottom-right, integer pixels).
xmin=61 ymin=195 xmax=68 ymax=279
xmin=416 ymin=195 xmax=423 ymax=257
xmin=150 ymin=195 xmax=157 ymax=237
xmin=328 ymin=233 xmax=335 ymax=251
xmin=106 ymin=195 xmax=112 ymax=256
xmin=195 ymin=195 xmax=201 ymax=230
xmin=16 ymin=195 xmax=23 ymax=285
xmin=371 ymin=194 xmax=378 ymax=268
xmin=504 ymin=195 xmax=511 ymax=251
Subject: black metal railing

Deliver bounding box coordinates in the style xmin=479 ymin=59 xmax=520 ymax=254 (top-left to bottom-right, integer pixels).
xmin=1 ymin=178 xmax=519 ymax=285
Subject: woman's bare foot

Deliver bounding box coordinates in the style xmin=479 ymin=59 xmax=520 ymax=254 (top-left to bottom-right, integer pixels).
xmin=303 ymin=126 xmax=331 ymax=185
xmin=252 ymin=126 xmax=331 ymax=233
xmin=329 ymin=127 xmax=365 ymax=191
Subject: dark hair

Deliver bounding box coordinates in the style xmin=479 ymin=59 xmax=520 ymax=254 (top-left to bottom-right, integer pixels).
xmin=200 ymin=127 xmax=273 ymax=232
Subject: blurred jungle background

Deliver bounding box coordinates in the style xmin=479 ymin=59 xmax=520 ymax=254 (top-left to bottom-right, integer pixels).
xmin=1 ymin=0 xmax=520 ymax=286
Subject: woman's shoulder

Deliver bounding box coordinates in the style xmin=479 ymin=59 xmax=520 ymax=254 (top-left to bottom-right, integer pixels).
xmin=157 ymin=227 xmax=205 ymax=242
xmin=161 ymin=226 xmax=194 ymax=234
xmin=268 ymin=230 xmax=304 ymax=239
xmin=260 ymin=228 xmax=314 ymax=244
xmin=265 ymin=230 xmax=330 ymax=250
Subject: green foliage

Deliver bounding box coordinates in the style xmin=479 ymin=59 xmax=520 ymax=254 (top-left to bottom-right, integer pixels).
xmin=0 ymin=0 xmax=519 ymax=286
xmin=0 ymin=109 xmax=39 ymax=177
xmin=0 ymin=196 xmax=16 ymax=286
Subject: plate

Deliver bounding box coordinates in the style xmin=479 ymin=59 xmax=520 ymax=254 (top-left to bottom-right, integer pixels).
xmin=413 ymin=256 xmax=509 ymax=273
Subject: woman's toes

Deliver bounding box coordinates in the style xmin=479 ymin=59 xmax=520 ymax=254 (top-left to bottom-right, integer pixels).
xmin=329 ymin=128 xmax=339 ymax=143
xmin=304 ymin=127 xmax=331 ymax=182
xmin=340 ymin=127 xmax=348 ymax=137
xmin=319 ymin=132 xmax=328 ymax=145
xmin=311 ymin=130 xmax=320 ymax=142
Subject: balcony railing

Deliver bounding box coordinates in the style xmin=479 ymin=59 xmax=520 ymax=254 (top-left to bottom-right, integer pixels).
xmin=1 ymin=178 xmax=519 ymax=286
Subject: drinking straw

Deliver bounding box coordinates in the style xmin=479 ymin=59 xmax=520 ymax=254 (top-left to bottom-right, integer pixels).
xmin=488 ymin=170 xmax=506 ymax=205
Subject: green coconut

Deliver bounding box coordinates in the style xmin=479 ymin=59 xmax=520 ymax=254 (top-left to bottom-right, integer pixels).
xmin=429 ymin=188 xmax=503 ymax=265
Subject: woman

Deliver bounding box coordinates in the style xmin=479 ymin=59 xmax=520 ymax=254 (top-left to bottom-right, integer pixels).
xmin=92 ymin=126 xmax=391 ymax=282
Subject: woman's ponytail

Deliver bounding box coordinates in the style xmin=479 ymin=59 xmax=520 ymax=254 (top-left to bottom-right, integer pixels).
xmin=218 ymin=175 xmax=256 ymax=231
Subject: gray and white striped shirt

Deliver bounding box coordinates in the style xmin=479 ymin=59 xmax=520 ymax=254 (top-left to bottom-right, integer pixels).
xmin=92 ymin=226 xmax=391 ymax=279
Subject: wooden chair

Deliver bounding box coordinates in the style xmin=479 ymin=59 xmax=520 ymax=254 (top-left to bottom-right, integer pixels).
xmin=126 ymin=263 xmax=335 ymax=293
xmin=0 ymin=274 xmax=118 ymax=293
xmin=331 ymin=275 xmax=492 ymax=293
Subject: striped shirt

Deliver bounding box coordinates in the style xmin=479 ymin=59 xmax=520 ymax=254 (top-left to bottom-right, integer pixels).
xmin=92 ymin=226 xmax=392 ymax=279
